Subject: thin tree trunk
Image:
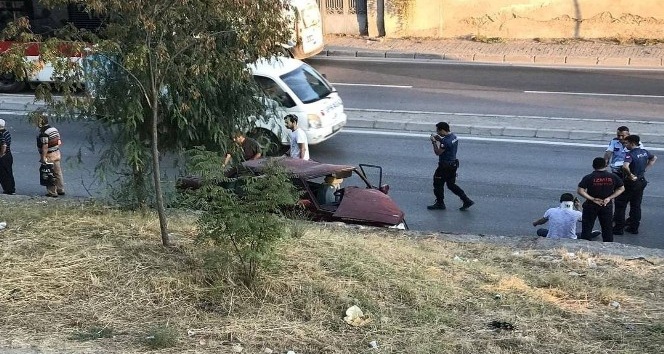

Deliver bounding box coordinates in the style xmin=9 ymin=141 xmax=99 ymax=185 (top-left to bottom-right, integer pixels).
xmin=150 ymin=88 xmax=170 ymax=246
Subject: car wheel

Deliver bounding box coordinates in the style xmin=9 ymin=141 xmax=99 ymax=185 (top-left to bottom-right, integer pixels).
xmin=249 ymin=128 xmax=286 ymax=157
xmin=0 ymin=73 xmax=26 ymax=93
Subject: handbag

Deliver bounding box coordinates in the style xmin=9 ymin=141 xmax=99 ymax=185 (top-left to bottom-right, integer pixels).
xmin=39 ymin=162 xmax=56 ymax=186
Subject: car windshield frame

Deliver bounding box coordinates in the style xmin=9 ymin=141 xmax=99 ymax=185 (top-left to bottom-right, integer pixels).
xmin=279 ymin=62 xmax=333 ymax=104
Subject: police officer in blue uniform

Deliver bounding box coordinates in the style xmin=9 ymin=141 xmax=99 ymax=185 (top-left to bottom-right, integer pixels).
xmin=613 ymin=135 xmax=657 ymax=235
xmin=428 ymin=122 xmax=474 ymax=211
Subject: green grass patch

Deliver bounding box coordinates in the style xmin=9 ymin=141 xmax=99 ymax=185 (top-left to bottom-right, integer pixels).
xmin=0 ymin=198 xmax=662 ymax=353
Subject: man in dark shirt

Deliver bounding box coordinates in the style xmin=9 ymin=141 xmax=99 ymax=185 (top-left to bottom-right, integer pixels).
xmin=223 ymin=131 xmax=262 ymax=167
xmin=0 ymin=119 xmax=15 ymax=195
xmin=428 ymin=122 xmax=474 ymax=211
xmin=577 ymin=157 xmax=625 ymax=242
xmin=613 ymin=135 xmax=657 ymax=235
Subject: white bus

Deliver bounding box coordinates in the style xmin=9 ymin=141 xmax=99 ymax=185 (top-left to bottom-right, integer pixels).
xmin=0 ymin=0 xmax=324 ymax=92
xmin=285 ymin=0 xmax=325 ymax=59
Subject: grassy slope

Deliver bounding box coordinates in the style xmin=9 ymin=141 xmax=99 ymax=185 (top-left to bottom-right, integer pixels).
xmin=0 ymin=198 xmax=662 ymax=353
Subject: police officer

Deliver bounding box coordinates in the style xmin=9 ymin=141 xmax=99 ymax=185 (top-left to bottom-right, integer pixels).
xmin=613 ymin=135 xmax=657 ymax=235
xmin=604 ymin=126 xmax=643 ymax=177
xmin=577 ymin=157 xmax=624 ymax=242
xmin=428 ymin=122 xmax=474 ymax=211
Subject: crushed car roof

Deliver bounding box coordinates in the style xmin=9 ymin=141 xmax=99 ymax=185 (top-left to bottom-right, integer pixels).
xmin=242 ymin=157 xmax=356 ymax=179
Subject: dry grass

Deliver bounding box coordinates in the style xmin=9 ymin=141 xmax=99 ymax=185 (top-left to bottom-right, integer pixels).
xmin=1 ymin=197 xmax=663 ymax=353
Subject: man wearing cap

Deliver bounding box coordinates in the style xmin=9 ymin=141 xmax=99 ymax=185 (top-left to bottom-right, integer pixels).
xmin=36 ymin=113 xmax=65 ymax=197
xmin=0 ymin=119 xmax=15 ymax=195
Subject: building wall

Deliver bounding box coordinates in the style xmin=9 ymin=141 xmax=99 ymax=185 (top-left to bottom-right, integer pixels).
xmin=373 ymin=0 xmax=664 ymax=38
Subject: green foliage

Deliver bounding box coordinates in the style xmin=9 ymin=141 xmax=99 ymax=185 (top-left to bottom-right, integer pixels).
xmin=69 ymin=326 xmax=115 ymax=341
xmin=182 ymin=151 xmax=299 ymax=285
xmin=1 ymin=1 xmax=292 ymax=242
xmin=143 ymin=325 xmax=178 ymax=349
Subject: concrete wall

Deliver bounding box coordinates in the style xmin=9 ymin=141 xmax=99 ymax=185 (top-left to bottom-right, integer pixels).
xmin=377 ymin=0 xmax=664 ymax=38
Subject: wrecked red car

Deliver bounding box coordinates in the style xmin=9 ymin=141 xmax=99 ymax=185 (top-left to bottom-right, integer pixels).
xmin=180 ymin=157 xmax=407 ymax=229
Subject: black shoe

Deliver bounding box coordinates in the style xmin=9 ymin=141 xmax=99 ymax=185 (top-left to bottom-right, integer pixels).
xmin=590 ymin=230 xmax=602 ymax=238
xmin=612 ymin=228 xmax=624 ymax=235
xmin=45 ymin=193 xmax=58 ymax=198
xmin=427 ymin=203 xmax=446 ymax=210
xmin=3 ymin=191 xmax=15 ymax=195
xmin=57 ymin=191 xmax=65 ymax=196
xmin=459 ymin=200 xmax=475 ymax=211
xmin=625 ymin=227 xmax=639 ymax=235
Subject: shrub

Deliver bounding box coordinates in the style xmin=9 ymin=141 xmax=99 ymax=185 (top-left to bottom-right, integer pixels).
xmin=182 ymin=150 xmax=299 ymax=285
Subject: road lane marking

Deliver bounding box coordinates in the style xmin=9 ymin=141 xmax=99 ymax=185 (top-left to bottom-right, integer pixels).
xmin=525 ymin=90 xmax=664 ymax=99
xmin=332 ymin=83 xmax=413 ymax=88
xmin=344 ymin=107 xmax=664 ymax=125
xmin=340 ymin=128 xmax=664 ymax=152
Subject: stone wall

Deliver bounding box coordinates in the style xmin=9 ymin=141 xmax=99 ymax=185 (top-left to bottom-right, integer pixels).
xmin=376 ymin=0 xmax=664 ymax=39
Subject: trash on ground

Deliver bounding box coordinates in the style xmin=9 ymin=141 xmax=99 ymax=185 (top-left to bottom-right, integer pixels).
xmin=344 ymin=305 xmax=372 ymax=327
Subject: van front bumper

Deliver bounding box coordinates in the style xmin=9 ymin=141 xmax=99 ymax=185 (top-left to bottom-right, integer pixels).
xmin=307 ymin=114 xmax=347 ymax=145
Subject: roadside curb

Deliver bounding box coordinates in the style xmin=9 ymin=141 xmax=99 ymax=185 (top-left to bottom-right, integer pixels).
xmin=318 ymin=48 xmax=664 ymax=68
xmin=4 ymin=95 xmax=664 ymax=147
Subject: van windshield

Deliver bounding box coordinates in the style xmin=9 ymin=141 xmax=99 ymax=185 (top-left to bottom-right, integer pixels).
xmin=280 ymin=63 xmax=333 ymax=104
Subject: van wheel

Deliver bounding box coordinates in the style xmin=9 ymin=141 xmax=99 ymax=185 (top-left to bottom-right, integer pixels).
xmin=249 ymin=128 xmax=287 ymax=157
xmin=0 ymin=73 xmax=26 ymax=93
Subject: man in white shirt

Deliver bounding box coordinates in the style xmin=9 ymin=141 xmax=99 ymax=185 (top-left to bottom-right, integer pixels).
xmin=532 ymin=193 xmax=600 ymax=239
xmin=284 ymin=114 xmax=309 ymax=160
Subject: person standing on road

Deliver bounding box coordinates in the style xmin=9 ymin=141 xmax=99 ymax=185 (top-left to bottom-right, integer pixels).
xmin=613 ymin=135 xmax=657 ymax=235
xmin=223 ymin=131 xmax=262 ymax=167
xmin=604 ymin=126 xmax=642 ymax=176
xmin=532 ymin=193 xmax=601 ymax=239
xmin=428 ymin=122 xmax=474 ymax=211
xmin=577 ymin=157 xmax=624 ymax=242
xmin=36 ymin=113 xmax=65 ymax=197
xmin=0 ymin=119 xmax=16 ymax=195
xmin=284 ymin=114 xmax=309 ymax=160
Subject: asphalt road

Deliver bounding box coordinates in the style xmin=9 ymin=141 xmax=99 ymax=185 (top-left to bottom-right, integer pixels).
xmin=2 ymin=111 xmax=662 ymax=249
xmin=311 ymin=130 xmax=664 ymax=249
xmin=308 ymin=57 xmax=664 ymax=121
xmin=3 ymin=59 xmax=663 ymax=249
xmin=2 ymin=114 xmax=104 ymax=198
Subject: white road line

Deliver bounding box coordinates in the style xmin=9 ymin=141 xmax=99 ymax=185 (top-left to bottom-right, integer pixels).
xmin=340 ymin=128 xmax=664 ymax=151
xmin=332 ymin=83 xmax=413 ymax=88
xmin=525 ymin=90 xmax=664 ymax=99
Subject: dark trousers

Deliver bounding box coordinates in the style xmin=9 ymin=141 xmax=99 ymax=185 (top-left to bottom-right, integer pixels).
xmin=0 ymin=152 xmax=15 ymax=194
xmin=433 ymin=163 xmax=469 ymax=204
xmin=614 ymin=178 xmax=646 ymax=231
xmin=581 ymin=201 xmax=614 ymax=242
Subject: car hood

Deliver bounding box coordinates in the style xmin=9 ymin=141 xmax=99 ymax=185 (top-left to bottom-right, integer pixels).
xmin=332 ymin=187 xmax=405 ymax=226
